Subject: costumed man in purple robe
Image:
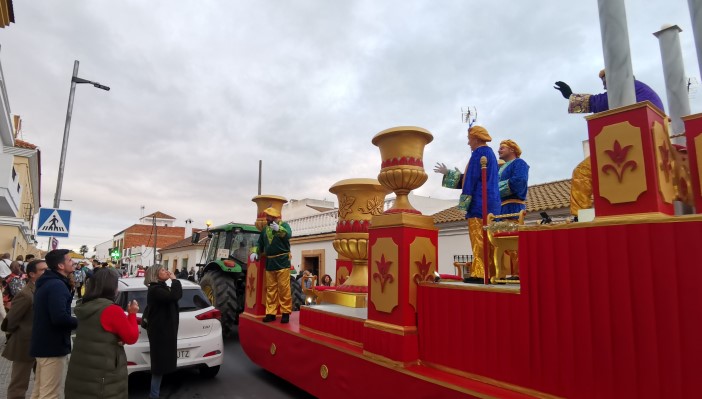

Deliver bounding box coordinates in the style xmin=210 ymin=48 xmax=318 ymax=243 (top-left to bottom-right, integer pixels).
xmin=434 ymin=125 xmax=500 ymax=283
xmin=496 ymin=139 xmax=529 ymax=280
xmin=553 ymin=69 xmax=665 ymax=219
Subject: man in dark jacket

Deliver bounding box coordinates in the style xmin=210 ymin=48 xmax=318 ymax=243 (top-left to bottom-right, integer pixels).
xmin=2 ymin=259 xmax=48 ymax=399
xmin=30 ymin=249 xmax=78 ymax=399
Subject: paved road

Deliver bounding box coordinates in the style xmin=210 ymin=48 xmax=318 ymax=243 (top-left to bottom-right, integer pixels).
xmin=127 ymin=326 xmax=316 ymax=399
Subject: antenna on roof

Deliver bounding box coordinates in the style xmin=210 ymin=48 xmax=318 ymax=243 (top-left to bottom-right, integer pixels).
xmin=140 ymin=205 xmax=145 ymax=218
xmin=461 ymin=106 xmax=478 ymax=127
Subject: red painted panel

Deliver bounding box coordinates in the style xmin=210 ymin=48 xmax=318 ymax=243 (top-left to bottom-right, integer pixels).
xmin=367 ymin=226 xmax=438 ymax=328
xmin=419 ymin=220 xmax=702 ymax=398
xmin=239 ymin=314 xmax=531 ymax=398
xmin=588 ymin=103 xmax=673 ymax=217
xmin=299 ymin=307 xmax=365 ymax=345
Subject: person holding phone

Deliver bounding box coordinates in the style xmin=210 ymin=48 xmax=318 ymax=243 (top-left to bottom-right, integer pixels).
xmin=143 ymin=264 xmax=182 ymax=399
xmin=64 ymin=268 xmax=140 ymax=398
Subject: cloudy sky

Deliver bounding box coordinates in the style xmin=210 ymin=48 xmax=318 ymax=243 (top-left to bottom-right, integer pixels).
xmin=1 ymin=1 xmax=699 ymax=253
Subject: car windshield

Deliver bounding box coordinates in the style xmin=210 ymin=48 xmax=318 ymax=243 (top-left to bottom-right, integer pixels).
xmin=119 ymin=287 xmax=212 ymax=312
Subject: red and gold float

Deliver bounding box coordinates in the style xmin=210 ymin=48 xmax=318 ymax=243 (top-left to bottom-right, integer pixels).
xmin=240 ymin=115 xmax=702 ymax=398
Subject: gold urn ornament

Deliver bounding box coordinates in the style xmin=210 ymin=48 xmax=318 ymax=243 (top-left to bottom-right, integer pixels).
xmin=329 ymin=178 xmax=391 ymax=293
xmin=372 ymin=126 xmax=434 ymax=214
xmin=251 ymin=194 xmax=288 ymax=231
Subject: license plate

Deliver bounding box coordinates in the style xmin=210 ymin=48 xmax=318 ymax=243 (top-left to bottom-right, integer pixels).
xmin=177 ymin=350 xmax=190 ymax=359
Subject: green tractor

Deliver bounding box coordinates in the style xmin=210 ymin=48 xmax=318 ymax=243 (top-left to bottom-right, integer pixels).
xmin=194 ymin=223 xmax=304 ymax=337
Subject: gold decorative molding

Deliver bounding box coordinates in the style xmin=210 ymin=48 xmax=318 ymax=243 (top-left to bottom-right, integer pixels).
xmin=245 ymin=263 xmax=258 ymax=309
xmin=652 ymin=121 xmax=675 ymax=204
xmin=595 ymin=121 xmax=647 ymax=204
xmin=421 ymin=361 xmax=564 ymax=399
xmin=320 ymin=365 xmax=329 ymax=379
xmin=299 ymin=325 xmax=363 ymax=348
xmin=370 ymin=237 xmax=399 ymax=313
xmin=696 ymin=135 xmax=702 ymax=197
xmin=369 ymin=213 xmax=437 ymax=230
xmin=362 ymin=350 xmax=420 ymax=368
xmin=365 ymin=319 xmax=418 ymax=336
xmin=270 ymin=343 xmax=277 ymax=355
xmin=419 ymin=281 xmax=521 ymax=294
xmin=585 ymin=100 xmax=666 ymax=120
xmin=408 ymin=237 xmax=436 ymax=312
xmin=316 ymin=290 xmax=367 ymax=308
xmin=519 ymin=212 xmax=702 ymax=231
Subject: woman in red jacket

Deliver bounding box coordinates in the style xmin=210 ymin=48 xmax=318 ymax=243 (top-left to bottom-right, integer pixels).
xmin=65 ymin=268 xmax=140 ymax=398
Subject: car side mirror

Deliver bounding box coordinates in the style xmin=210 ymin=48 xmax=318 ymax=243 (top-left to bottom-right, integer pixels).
xmin=191 ymin=232 xmax=200 ymax=244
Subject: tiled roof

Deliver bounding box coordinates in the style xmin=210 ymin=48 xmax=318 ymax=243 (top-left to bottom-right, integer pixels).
xmin=160 ymin=234 xmax=209 ymax=251
xmin=524 ymin=179 xmax=571 ymax=213
xmin=144 ymin=211 xmax=176 ymax=220
xmin=432 ymin=179 xmax=572 ymax=224
xmin=15 ymin=139 xmax=37 ymax=149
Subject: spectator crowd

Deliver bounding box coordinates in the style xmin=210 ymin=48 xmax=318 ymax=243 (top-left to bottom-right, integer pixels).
xmin=0 ymin=249 xmax=181 ymax=399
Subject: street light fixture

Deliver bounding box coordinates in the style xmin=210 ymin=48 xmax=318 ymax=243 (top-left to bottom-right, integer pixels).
xmin=53 ymin=60 xmax=110 ymax=209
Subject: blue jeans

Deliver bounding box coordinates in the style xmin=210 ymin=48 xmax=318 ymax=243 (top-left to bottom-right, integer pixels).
xmin=150 ymin=374 xmax=163 ymax=398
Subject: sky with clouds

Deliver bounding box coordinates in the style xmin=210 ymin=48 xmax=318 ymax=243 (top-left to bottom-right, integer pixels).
xmin=1 ymin=1 xmax=700 ymax=252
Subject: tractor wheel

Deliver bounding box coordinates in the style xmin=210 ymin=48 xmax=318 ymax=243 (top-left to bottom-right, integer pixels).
xmin=200 ymin=269 xmax=238 ymax=338
xmin=291 ymin=276 xmax=304 ymax=311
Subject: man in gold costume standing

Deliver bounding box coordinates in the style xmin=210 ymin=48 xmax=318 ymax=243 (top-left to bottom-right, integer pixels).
xmin=250 ymin=207 xmax=293 ymax=323
xmin=435 ymin=126 xmax=500 ymax=283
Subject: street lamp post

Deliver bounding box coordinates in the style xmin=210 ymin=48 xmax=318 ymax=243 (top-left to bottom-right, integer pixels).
xmin=53 ymin=60 xmax=110 ymax=209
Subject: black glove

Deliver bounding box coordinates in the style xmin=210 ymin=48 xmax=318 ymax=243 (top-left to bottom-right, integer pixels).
xmin=553 ymin=81 xmax=572 ymax=99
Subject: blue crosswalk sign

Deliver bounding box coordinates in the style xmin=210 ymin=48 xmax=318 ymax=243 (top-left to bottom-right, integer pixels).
xmin=37 ymin=208 xmax=72 ymax=238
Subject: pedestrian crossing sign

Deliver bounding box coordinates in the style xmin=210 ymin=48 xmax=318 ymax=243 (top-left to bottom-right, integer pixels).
xmin=37 ymin=208 xmax=72 ymax=238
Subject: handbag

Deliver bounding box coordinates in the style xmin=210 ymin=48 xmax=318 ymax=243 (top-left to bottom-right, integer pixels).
xmin=140 ymin=305 xmax=150 ymax=329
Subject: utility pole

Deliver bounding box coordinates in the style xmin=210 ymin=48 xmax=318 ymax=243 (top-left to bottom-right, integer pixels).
xmin=153 ymin=216 xmax=158 ymax=266
xmin=258 ymin=160 xmax=262 ymax=195
xmin=53 ymin=60 xmax=110 ymax=208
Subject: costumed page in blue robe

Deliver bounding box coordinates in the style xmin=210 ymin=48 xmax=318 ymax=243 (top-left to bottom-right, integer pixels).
xmin=463 ymin=146 xmax=500 ymax=218
xmin=498 ymin=158 xmax=529 ymax=215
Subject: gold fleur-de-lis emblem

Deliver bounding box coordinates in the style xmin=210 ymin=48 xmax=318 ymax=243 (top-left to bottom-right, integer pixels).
xmin=658 ymin=141 xmax=673 ymax=182
xmin=372 ymin=254 xmax=394 ymax=293
xmin=601 ymin=139 xmax=637 ymax=182
xmin=412 ymin=255 xmax=433 ymax=285
xmin=246 ymin=275 xmax=256 ymax=298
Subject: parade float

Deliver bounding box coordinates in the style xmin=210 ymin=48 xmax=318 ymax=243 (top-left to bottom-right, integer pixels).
xmin=239 ymin=2 xmax=702 ymax=398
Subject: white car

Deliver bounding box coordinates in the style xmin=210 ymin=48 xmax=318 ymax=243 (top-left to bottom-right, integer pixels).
xmin=115 ymin=278 xmax=223 ymax=377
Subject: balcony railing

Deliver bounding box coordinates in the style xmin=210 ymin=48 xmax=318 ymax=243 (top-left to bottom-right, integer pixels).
xmin=287 ymin=209 xmax=338 ymax=237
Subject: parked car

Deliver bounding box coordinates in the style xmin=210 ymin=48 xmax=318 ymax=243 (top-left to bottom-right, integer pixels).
xmin=115 ymin=277 xmax=224 ymax=377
